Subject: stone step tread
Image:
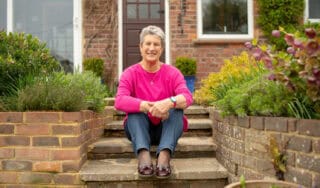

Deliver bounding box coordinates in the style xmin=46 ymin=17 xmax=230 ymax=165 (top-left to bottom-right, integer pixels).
xmin=106 ymin=105 xmax=209 ymax=116
xmin=89 ymin=136 xmax=216 ymax=154
xmin=106 ymin=118 xmax=213 ymax=130
xmin=80 ymin=158 xmax=228 ymax=182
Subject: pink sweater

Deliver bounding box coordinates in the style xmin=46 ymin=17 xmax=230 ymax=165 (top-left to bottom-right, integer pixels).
xmin=114 ymin=63 xmax=193 ymax=131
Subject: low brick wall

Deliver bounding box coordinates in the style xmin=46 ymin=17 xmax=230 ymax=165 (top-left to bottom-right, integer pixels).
xmin=0 ymin=110 xmax=112 ymax=187
xmin=210 ymin=108 xmax=320 ymax=188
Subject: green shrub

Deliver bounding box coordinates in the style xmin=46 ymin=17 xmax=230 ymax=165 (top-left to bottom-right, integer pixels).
xmin=0 ymin=31 xmax=61 ymax=95
xmin=257 ymin=0 xmax=304 ymax=49
xmin=3 ymin=71 xmax=108 ymax=112
xmin=83 ymin=58 xmax=104 ymax=77
xmin=215 ymin=77 xmax=294 ymax=117
xmin=194 ymin=52 xmax=264 ymax=105
xmin=175 ymin=57 xmax=197 ymax=76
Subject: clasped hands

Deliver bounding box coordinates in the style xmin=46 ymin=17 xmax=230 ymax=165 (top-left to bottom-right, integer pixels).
xmin=141 ymin=99 xmax=171 ymax=120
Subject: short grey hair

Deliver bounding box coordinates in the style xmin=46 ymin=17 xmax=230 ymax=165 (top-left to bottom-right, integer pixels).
xmin=139 ymin=25 xmax=165 ymax=47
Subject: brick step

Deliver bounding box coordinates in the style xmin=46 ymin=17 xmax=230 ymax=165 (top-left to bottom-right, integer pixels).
xmin=104 ymin=118 xmax=213 ymax=137
xmin=88 ymin=136 xmax=216 ymax=160
xmin=80 ymin=158 xmax=228 ymax=188
xmin=106 ymin=105 xmax=210 ymax=121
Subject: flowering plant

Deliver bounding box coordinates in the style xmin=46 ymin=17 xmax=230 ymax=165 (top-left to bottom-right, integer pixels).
xmin=245 ymin=27 xmax=320 ymax=118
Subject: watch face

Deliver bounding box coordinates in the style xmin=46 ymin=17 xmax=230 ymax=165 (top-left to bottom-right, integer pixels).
xmin=170 ymin=97 xmax=177 ymax=102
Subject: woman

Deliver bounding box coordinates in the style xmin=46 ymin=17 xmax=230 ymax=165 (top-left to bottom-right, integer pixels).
xmin=114 ymin=25 xmax=193 ymax=179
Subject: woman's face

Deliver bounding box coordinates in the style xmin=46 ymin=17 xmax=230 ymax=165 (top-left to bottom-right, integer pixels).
xmin=140 ymin=34 xmax=163 ymax=64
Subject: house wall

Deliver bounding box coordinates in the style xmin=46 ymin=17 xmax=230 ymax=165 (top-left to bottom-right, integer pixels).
xmin=0 ymin=110 xmax=110 ymax=187
xmin=82 ymin=0 xmax=260 ymax=90
xmin=210 ymin=108 xmax=320 ymax=188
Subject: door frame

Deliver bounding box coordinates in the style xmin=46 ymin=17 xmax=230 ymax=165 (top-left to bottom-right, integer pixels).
xmin=118 ymin=0 xmax=170 ymax=80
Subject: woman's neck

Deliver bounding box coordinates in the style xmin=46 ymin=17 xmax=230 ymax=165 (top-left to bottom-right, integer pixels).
xmin=140 ymin=61 xmax=161 ymax=73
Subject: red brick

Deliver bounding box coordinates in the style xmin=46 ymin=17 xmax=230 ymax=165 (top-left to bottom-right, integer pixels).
xmin=15 ymin=148 xmax=50 ymax=160
xmin=0 ymin=136 xmax=30 ymax=146
xmin=314 ymin=139 xmax=320 ymax=153
xmin=33 ymin=136 xmax=59 ymax=146
xmin=0 ymin=124 xmax=14 ymax=134
xmin=52 ymin=149 xmax=81 ymax=160
xmin=33 ymin=161 xmax=61 ymax=172
xmin=16 ymin=124 xmax=50 ymax=135
xmin=0 ymin=171 xmax=18 ymax=183
xmin=2 ymin=160 xmax=32 ymax=171
xmin=265 ymin=117 xmax=288 ymax=132
xmin=62 ymin=160 xmax=82 ymax=172
xmin=61 ymin=136 xmax=81 ymax=147
xmin=0 ymin=148 xmax=14 ymax=159
xmin=52 ymin=124 xmax=81 ymax=135
xmin=53 ymin=173 xmax=79 ymax=185
xmin=25 ymin=112 xmax=60 ymax=123
xmin=18 ymin=172 xmax=53 ymax=184
xmin=0 ymin=112 xmax=23 ymax=123
xmin=62 ymin=112 xmax=83 ymax=122
xmin=298 ymin=119 xmax=320 ymax=137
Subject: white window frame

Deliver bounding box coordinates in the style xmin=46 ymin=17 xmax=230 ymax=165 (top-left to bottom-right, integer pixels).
xmin=305 ymin=0 xmax=320 ymax=23
xmin=5 ymin=0 xmax=82 ymax=72
xmin=196 ymin=0 xmax=254 ymax=42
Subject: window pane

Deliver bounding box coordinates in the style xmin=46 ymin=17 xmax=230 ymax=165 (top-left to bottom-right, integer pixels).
xmin=139 ymin=4 xmax=148 ymax=19
xmin=150 ymin=4 xmax=160 ymax=19
xmin=150 ymin=0 xmax=160 ymax=2
xmin=309 ymin=0 xmax=320 ymax=19
xmin=0 ymin=0 xmax=6 ymax=30
xmin=202 ymin=0 xmax=248 ymax=34
xmin=127 ymin=4 xmax=137 ymax=19
xmin=13 ymin=0 xmax=74 ymax=72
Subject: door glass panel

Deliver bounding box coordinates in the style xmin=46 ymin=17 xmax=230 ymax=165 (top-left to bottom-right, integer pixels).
xmin=150 ymin=4 xmax=160 ymax=19
xmin=12 ymin=0 xmax=74 ymax=72
xmin=139 ymin=0 xmax=148 ymax=2
xmin=202 ymin=0 xmax=248 ymax=34
xmin=127 ymin=4 xmax=137 ymax=19
xmin=309 ymin=0 xmax=320 ymax=19
xmin=0 ymin=0 xmax=6 ymax=30
xmin=127 ymin=0 xmax=136 ymax=2
xmin=150 ymin=0 xmax=160 ymax=2
xmin=139 ymin=4 xmax=148 ymax=19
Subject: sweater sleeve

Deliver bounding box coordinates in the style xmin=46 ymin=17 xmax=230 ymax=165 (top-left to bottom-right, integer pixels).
xmin=171 ymin=67 xmax=193 ymax=107
xmin=114 ymin=69 xmax=142 ymax=113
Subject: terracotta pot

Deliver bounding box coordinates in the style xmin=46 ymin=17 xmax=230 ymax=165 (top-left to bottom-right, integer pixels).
xmin=225 ymin=180 xmax=305 ymax=188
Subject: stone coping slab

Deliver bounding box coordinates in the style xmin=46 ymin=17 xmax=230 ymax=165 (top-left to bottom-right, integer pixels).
xmin=80 ymin=158 xmax=228 ymax=181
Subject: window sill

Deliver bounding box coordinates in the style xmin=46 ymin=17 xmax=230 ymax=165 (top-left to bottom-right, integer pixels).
xmin=192 ymin=38 xmax=251 ymax=44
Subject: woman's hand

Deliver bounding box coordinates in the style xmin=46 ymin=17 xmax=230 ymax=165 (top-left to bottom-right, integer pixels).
xmin=148 ymin=98 xmax=172 ymax=120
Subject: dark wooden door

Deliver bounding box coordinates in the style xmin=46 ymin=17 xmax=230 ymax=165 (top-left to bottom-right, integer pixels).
xmin=123 ymin=0 xmax=165 ymax=70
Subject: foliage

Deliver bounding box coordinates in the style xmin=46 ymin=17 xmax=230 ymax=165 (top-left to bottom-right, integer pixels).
xmin=83 ymin=57 xmax=104 ymax=77
xmin=246 ymin=26 xmax=320 ymax=119
xmin=194 ymin=52 xmax=263 ymax=105
xmin=270 ymin=137 xmax=288 ymax=180
xmin=175 ymin=56 xmax=197 ymax=75
xmin=0 ymin=31 xmax=61 ymax=96
xmin=257 ymin=0 xmax=304 ymax=49
xmin=1 ymin=71 xmax=109 ymax=112
xmin=215 ymin=77 xmax=294 ymax=117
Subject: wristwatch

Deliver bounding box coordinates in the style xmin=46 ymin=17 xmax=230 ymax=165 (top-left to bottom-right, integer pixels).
xmin=170 ymin=96 xmax=177 ymax=108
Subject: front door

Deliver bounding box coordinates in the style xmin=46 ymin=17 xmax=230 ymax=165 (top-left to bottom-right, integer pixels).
xmin=123 ymin=0 xmax=165 ymax=70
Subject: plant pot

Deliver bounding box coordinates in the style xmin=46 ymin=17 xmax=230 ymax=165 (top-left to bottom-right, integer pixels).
xmin=184 ymin=75 xmax=195 ymax=93
xmin=225 ymin=180 xmax=305 ymax=188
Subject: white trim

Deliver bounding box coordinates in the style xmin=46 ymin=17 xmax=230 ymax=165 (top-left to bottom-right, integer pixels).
xmin=197 ymin=0 xmax=254 ymax=41
xmin=73 ymin=0 xmax=83 ymax=72
xmin=7 ymin=0 xmax=12 ymax=33
xmin=118 ymin=0 xmax=123 ymax=80
xmin=165 ymin=0 xmax=170 ymax=65
xmin=117 ymin=0 xmax=170 ymax=79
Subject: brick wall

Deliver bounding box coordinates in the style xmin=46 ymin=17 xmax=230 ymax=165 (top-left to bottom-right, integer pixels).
xmin=82 ymin=0 xmax=261 ymax=90
xmin=210 ymin=108 xmax=320 ymax=188
xmin=0 ymin=110 xmax=111 ymax=187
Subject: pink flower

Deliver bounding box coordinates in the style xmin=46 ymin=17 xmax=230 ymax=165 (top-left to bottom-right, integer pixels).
xmin=284 ymin=34 xmax=294 ymax=46
xmin=305 ymin=28 xmax=316 ymax=39
xmin=306 ymin=40 xmax=319 ymax=55
xmin=272 ymin=30 xmax=281 ymax=38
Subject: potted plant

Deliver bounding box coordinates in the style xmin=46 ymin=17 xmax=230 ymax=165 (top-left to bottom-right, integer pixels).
xmin=83 ymin=57 xmax=104 ymax=83
xmin=175 ymin=56 xmax=197 ymax=93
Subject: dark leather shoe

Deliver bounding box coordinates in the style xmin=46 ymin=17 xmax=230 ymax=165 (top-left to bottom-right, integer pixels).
xmin=155 ymin=164 xmax=171 ymax=179
xmin=138 ymin=164 xmax=154 ymax=178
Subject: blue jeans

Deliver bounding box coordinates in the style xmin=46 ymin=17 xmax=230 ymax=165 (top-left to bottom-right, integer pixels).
xmin=124 ymin=109 xmax=184 ymax=157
